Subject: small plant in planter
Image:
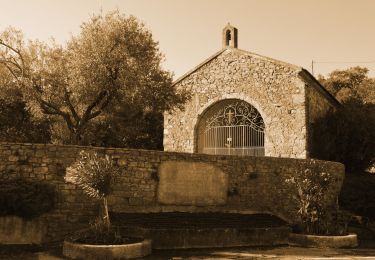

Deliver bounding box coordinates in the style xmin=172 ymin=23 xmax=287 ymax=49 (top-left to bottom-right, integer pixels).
xmin=285 ymin=167 xmax=336 ymax=235
xmin=285 ymin=163 xmax=358 ymax=248
xmin=65 ymin=151 xmax=119 ymax=233
xmin=64 ymin=150 xmax=152 ymax=259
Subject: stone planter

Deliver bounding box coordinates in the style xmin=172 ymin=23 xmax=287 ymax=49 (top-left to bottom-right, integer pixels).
xmin=289 ymin=232 xmax=358 ymax=248
xmin=62 ymin=239 xmax=152 ymax=260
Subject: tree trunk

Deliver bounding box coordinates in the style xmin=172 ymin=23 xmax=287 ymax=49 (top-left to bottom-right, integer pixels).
xmin=102 ymin=197 xmax=110 ymax=231
xmin=70 ymin=129 xmax=83 ymax=145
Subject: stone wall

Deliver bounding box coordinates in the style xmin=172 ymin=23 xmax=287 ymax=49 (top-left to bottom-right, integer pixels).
xmin=0 ymin=216 xmax=46 ymax=244
xmin=303 ymin=74 xmax=339 ymax=157
xmin=0 ymin=143 xmax=344 ymax=242
xmin=306 ymin=84 xmax=334 ymax=125
xmin=0 ymin=143 xmax=98 ymax=242
xmin=164 ymin=48 xmax=308 ymax=158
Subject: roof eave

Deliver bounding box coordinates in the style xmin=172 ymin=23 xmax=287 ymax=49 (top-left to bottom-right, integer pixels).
xmin=298 ymin=69 xmax=341 ymax=107
xmin=172 ymin=48 xmax=228 ymax=86
xmin=173 ymin=47 xmax=304 ymax=86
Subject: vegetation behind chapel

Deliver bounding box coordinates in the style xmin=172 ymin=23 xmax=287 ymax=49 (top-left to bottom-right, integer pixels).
xmin=312 ymin=66 xmax=375 ymax=173
xmin=313 ymin=67 xmax=375 ymax=219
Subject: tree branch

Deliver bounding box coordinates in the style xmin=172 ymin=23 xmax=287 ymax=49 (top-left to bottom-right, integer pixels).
xmin=39 ymin=99 xmax=65 ymax=116
xmin=0 ymin=60 xmax=23 ymax=85
xmin=0 ymin=40 xmax=25 ymax=77
xmin=81 ymin=90 xmax=109 ymax=123
xmin=63 ymin=86 xmax=80 ymax=123
xmin=0 ymin=58 xmax=22 ymax=72
xmin=39 ymin=99 xmax=74 ymax=131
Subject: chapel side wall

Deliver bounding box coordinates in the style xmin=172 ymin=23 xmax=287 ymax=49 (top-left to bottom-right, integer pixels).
xmin=305 ymin=82 xmax=337 ymax=157
xmin=164 ymin=49 xmax=308 ymax=158
xmin=0 ymin=143 xmax=344 ymax=242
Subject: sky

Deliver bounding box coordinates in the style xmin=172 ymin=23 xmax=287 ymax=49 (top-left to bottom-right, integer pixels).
xmin=1 ymin=0 xmax=375 ymax=79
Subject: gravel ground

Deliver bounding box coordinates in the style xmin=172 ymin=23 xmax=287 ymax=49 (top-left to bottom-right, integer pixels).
xmin=1 ymin=241 xmax=375 ymax=260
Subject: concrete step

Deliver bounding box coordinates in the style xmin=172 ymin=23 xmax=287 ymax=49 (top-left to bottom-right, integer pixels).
xmin=111 ymin=212 xmax=287 ymax=228
xmin=112 ymin=213 xmax=291 ymax=249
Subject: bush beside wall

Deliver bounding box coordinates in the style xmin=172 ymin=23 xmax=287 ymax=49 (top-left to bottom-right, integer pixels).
xmin=340 ymin=172 xmax=375 ymax=219
xmin=0 ymin=178 xmax=55 ymax=219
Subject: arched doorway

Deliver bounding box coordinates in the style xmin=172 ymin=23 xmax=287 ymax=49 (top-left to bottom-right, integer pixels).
xmin=197 ymin=99 xmax=265 ymax=156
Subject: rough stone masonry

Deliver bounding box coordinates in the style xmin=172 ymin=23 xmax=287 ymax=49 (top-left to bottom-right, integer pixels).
xmin=163 ymin=24 xmax=340 ymax=158
xmin=0 ymin=143 xmax=344 ymax=242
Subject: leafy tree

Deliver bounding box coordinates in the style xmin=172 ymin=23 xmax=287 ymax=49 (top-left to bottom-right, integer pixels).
xmin=0 ymin=64 xmax=51 ymax=143
xmin=86 ymin=106 xmax=164 ymax=149
xmin=317 ymin=67 xmax=375 ymax=220
xmin=0 ymin=11 xmax=188 ymax=145
xmin=0 ymin=97 xmax=51 ymax=143
xmin=0 ymin=27 xmax=82 ymax=144
xmin=311 ymin=100 xmax=375 ymax=172
xmin=313 ymin=67 xmax=375 ymax=173
xmin=340 ymin=172 xmax=375 ymax=219
xmin=318 ymin=66 xmax=375 ymax=104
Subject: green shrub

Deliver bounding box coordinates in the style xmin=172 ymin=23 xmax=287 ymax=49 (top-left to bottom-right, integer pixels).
xmin=285 ymin=162 xmax=339 ymax=235
xmin=311 ymin=99 xmax=375 ymax=173
xmin=0 ymin=98 xmax=51 ymax=143
xmin=339 ymin=172 xmax=375 ymax=219
xmin=0 ymin=178 xmax=55 ymax=219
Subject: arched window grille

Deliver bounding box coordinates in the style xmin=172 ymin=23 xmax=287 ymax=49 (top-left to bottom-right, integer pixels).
xmin=197 ymin=100 xmax=265 ymax=156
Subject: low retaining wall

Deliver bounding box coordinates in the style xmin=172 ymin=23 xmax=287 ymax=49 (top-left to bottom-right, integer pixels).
xmin=0 ymin=216 xmax=47 ymax=244
xmin=0 ymin=143 xmax=345 ymax=242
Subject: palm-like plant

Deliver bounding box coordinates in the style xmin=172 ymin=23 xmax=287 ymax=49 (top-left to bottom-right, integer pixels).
xmin=65 ymin=150 xmax=120 ymax=230
xmin=285 ymin=165 xmax=334 ymax=235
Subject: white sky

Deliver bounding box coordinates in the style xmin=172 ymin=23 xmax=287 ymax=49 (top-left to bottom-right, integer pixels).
xmin=1 ymin=0 xmax=375 ymax=79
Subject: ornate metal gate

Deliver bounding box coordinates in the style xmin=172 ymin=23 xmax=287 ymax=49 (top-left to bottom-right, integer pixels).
xmin=201 ymin=101 xmax=265 ymax=156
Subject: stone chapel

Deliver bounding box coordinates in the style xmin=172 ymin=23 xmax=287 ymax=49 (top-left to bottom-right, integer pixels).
xmin=163 ymin=24 xmax=340 ymax=159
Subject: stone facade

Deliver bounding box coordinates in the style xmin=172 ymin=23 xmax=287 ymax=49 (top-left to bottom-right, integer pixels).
xmin=303 ymin=75 xmax=338 ymax=155
xmin=0 ymin=143 xmax=344 ymax=242
xmin=164 ymin=26 xmax=339 ymax=159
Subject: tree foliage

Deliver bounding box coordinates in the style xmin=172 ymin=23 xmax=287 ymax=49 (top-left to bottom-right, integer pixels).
xmin=86 ymin=106 xmax=164 ymax=149
xmin=318 ymin=66 xmax=375 ymax=104
xmin=0 ymin=97 xmax=51 ymax=143
xmin=311 ymin=100 xmax=375 ymax=172
xmin=313 ymin=67 xmax=375 ymax=173
xmin=0 ymin=64 xmax=51 ymax=143
xmin=0 ymin=10 xmax=188 ymax=145
xmin=340 ymin=172 xmax=375 ymax=219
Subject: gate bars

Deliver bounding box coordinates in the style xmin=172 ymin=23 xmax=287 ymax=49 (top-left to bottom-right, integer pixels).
xmin=202 ymin=124 xmax=264 ymax=156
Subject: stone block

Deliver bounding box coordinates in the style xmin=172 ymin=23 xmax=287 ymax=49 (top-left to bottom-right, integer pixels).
xmin=157 ymin=161 xmax=228 ymax=206
xmin=59 ymin=184 xmax=77 ymax=190
xmin=129 ymin=197 xmax=143 ymax=205
xmin=8 ymin=156 xmax=19 ymax=162
xmin=35 ymin=150 xmax=46 ymax=157
xmin=44 ymin=174 xmax=54 ymax=180
xmin=65 ymin=195 xmax=76 ymax=203
xmin=34 ymin=167 xmax=49 ymax=174
xmin=0 ymin=216 xmax=47 ymax=245
xmin=117 ymin=159 xmax=127 ymax=166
